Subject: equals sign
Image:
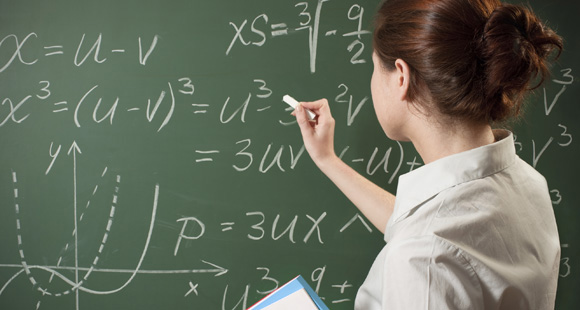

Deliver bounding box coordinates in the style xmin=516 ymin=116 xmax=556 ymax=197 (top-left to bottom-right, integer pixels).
xmin=52 ymin=101 xmax=68 ymax=113
xmin=44 ymin=45 xmax=64 ymax=56
xmin=195 ymin=150 xmax=219 ymax=163
xmin=221 ymin=222 xmax=235 ymax=232
xmin=271 ymin=23 xmax=288 ymax=37
xmin=192 ymin=103 xmax=209 ymax=114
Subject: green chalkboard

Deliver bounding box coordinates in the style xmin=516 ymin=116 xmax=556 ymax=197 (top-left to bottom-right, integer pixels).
xmin=0 ymin=0 xmax=578 ymax=309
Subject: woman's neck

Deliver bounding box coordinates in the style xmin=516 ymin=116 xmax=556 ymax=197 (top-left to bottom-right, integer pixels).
xmin=409 ymin=118 xmax=495 ymax=164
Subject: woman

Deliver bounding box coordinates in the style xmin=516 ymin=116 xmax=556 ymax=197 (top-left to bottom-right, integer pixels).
xmin=292 ymin=0 xmax=562 ymax=309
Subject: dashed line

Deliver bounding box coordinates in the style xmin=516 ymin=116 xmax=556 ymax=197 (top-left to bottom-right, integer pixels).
xmin=79 ymin=167 xmax=109 ymax=223
xmin=11 ymin=170 xmax=122 ymax=304
xmin=46 ymin=167 xmax=111 ymax=299
xmin=106 ymin=215 xmax=113 ymax=231
xmin=65 ymin=173 xmax=121 ymax=293
xmin=12 ymin=171 xmax=41 ymax=291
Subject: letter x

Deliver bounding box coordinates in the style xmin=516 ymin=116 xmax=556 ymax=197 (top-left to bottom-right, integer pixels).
xmin=0 ymin=33 xmax=38 ymax=73
xmin=0 ymin=96 xmax=31 ymax=127
xmin=226 ymin=19 xmax=250 ymax=55
xmin=185 ymin=281 xmax=199 ymax=297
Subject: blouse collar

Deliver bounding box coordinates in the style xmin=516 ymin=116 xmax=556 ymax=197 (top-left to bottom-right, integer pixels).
xmin=390 ymin=129 xmax=516 ymax=225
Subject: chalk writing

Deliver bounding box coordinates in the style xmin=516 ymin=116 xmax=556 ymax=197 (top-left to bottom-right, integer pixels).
xmin=225 ymin=0 xmax=370 ymax=73
xmin=0 ymin=33 xmax=160 ymax=72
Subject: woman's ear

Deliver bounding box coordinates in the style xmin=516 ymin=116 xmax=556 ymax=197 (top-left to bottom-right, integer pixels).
xmin=394 ymin=59 xmax=410 ymax=101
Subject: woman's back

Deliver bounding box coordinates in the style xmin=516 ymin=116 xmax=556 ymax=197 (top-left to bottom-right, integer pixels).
xmin=355 ymin=130 xmax=559 ymax=309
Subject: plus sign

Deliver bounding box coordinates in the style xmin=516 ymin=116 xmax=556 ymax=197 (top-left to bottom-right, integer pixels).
xmin=406 ymin=156 xmax=422 ymax=172
xmin=332 ymin=280 xmax=353 ymax=294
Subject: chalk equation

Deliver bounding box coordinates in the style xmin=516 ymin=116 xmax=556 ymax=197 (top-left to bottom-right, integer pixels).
xmin=226 ymin=1 xmax=371 ymax=73
xmin=0 ymin=33 xmax=159 ymax=72
xmin=0 ymin=78 xmax=373 ymax=133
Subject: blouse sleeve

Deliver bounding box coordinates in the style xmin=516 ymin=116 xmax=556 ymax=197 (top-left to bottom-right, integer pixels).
xmin=381 ymin=235 xmax=484 ymax=310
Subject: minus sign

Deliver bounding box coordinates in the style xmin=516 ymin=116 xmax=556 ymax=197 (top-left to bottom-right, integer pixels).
xmin=271 ymin=30 xmax=288 ymax=37
xmin=352 ymin=159 xmax=364 ymax=163
xmin=111 ymin=49 xmax=125 ymax=53
xmin=127 ymin=108 xmax=140 ymax=111
xmin=561 ymin=244 xmax=569 ymax=248
xmin=325 ymin=30 xmax=337 ymax=36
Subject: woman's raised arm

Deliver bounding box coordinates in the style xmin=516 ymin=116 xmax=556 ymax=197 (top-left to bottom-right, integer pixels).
xmin=294 ymin=99 xmax=395 ymax=233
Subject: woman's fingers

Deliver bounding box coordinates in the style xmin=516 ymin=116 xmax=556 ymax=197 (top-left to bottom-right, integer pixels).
xmin=295 ymin=103 xmax=313 ymax=132
xmin=293 ymin=99 xmax=336 ymax=163
xmin=300 ymin=99 xmax=327 ymax=112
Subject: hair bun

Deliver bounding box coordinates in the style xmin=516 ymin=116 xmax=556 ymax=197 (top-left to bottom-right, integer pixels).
xmin=480 ymin=4 xmax=563 ymax=121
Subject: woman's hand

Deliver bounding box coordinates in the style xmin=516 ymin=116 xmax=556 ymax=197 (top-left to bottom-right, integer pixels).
xmin=293 ymin=98 xmax=395 ymax=233
xmin=293 ymin=99 xmax=337 ymax=166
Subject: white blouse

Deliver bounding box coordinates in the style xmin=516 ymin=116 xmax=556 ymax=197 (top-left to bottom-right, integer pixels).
xmin=354 ymin=130 xmax=560 ymax=310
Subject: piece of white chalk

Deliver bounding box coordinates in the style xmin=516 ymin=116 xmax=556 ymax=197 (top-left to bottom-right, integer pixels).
xmin=283 ymin=95 xmax=316 ymax=120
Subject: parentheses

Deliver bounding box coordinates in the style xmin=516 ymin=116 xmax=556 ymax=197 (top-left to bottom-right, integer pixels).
xmin=157 ymin=82 xmax=175 ymax=132
xmin=75 ymin=85 xmax=99 ymax=128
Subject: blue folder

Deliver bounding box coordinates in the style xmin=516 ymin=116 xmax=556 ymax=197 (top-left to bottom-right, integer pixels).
xmin=249 ymin=275 xmax=329 ymax=310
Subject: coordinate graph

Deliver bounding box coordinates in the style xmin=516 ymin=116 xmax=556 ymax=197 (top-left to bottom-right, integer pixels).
xmin=1 ymin=176 xmax=160 ymax=310
xmin=9 ymin=168 xmax=121 ymax=309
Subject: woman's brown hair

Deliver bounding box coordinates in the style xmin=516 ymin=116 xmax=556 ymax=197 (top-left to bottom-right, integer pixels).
xmin=373 ymin=0 xmax=563 ymax=123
